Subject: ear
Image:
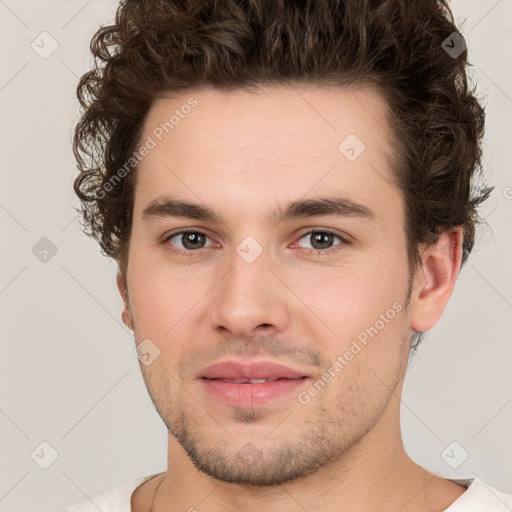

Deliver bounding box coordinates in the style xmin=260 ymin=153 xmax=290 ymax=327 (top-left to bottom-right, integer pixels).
xmin=409 ymin=227 xmax=463 ymax=333
xmin=116 ymin=270 xmax=133 ymax=330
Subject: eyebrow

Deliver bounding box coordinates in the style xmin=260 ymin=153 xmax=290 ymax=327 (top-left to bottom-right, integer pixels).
xmin=141 ymin=195 xmax=377 ymax=225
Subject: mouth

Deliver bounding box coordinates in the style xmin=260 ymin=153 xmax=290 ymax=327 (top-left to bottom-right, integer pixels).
xmin=210 ymin=377 xmax=298 ymax=383
xmin=199 ymin=360 xmax=311 ymax=407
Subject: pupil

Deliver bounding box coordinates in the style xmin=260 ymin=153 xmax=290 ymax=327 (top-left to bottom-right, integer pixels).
xmin=183 ymin=232 xmax=204 ymax=250
xmin=312 ymin=232 xmax=332 ymax=249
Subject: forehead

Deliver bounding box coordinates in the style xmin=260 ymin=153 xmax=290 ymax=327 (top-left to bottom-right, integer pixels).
xmin=133 ymin=84 xmax=402 ymax=227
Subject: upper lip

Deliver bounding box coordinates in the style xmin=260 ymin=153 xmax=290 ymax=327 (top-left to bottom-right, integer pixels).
xmin=200 ymin=360 xmax=308 ymax=380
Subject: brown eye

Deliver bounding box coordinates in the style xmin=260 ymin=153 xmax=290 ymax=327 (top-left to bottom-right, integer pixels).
xmin=180 ymin=232 xmax=206 ymax=250
xmin=164 ymin=229 xmax=214 ymax=252
xmin=309 ymin=232 xmax=336 ymax=250
xmin=295 ymin=229 xmax=349 ymax=255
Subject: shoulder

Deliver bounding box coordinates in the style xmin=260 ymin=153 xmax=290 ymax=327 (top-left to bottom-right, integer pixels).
xmin=58 ymin=473 xmax=164 ymax=512
xmin=445 ymin=477 xmax=512 ymax=511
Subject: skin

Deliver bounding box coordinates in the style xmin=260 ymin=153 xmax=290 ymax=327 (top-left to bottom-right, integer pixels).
xmin=117 ymin=84 xmax=467 ymax=512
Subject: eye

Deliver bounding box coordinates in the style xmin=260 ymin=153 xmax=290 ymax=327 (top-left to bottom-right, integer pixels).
xmin=163 ymin=229 xmax=215 ymax=254
xmin=162 ymin=227 xmax=350 ymax=257
xmin=294 ymin=229 xmax=349 ymax=255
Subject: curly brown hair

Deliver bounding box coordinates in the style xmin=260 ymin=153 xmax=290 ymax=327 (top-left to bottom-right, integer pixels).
xmin=73 ymin=0 xmax=492 ymax=315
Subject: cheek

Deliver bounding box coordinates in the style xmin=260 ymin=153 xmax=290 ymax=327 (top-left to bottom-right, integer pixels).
xmin=127 ymin=256 xmax=188 ymax=335
xmin=127 ymin=254 xmax=220 ymax=357
xmin=284 ymin=255 xmax=407 ymax=336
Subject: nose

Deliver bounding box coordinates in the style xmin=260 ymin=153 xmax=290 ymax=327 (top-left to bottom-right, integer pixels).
xmin=208 ymin=245 xmax=290 ymax=339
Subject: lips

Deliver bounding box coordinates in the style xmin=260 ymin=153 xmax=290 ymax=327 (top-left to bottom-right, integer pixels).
xmin=199 ymin=360 xmax=310 ymax=407
xmin=200 ymin=360 xmax=307 ymax=381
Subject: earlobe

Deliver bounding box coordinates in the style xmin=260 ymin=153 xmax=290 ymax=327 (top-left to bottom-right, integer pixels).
xmin=116 ymin=270 xmax=133 ymax=330
xmin=122 ymin=308 xmax=133 ymax=330
xmin=410 ymin=227 xmax=463 ymax=333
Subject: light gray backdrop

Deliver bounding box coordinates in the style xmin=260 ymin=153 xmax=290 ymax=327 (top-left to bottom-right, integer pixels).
xmin=0 ymin=1 xmax=511 ymax=511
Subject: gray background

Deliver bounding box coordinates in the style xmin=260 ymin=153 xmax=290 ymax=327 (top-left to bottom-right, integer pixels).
xmin=0 ymin=1 xmax=511 ymax=511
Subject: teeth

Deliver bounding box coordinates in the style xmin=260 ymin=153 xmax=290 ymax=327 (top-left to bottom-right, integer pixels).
xmin=219 ymin=378 xmax=277 ymax=383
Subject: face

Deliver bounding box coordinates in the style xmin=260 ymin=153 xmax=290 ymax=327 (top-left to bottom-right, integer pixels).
xmin=121 ymin=84 xmax=415 ymax=486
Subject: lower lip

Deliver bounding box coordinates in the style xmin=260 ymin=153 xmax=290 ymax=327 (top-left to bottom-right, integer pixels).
xmin=201 ymin=377 xmax=310 ymax=407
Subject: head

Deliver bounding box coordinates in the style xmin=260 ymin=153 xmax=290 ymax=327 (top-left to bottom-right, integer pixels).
xmin=73 ymin=0 xmax=492 ymax=487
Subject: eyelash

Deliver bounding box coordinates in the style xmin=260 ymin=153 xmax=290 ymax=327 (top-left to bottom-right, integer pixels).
xmin=162 ymin=227 xmax=350 ymax=257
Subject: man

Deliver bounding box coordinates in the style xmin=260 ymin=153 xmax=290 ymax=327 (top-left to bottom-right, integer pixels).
xmin=65 ymin=0 xmax=511 ymax=510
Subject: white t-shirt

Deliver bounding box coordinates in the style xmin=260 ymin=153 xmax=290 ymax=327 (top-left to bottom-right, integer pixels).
xmin=60 ymin=474 xmax=512 ymax=512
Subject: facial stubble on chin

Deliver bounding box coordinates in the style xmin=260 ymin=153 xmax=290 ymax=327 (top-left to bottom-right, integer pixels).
xmin=139 ymin=341 xmax=409 ymax=488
